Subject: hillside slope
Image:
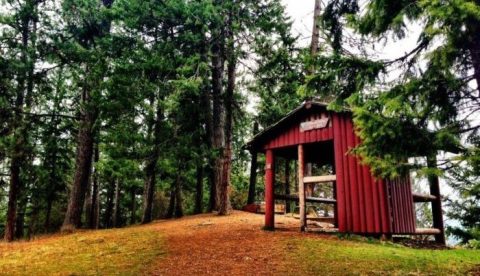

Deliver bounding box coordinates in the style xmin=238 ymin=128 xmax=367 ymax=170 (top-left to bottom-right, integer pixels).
xmin=0 ymin=211 xmax=478 ymax=275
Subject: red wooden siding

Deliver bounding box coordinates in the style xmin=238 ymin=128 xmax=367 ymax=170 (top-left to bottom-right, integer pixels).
xmin=332 ymin=113 xmax=392 ymax=234
xmin=263 ymin=111 xmax=333 ymax=150
xmin=388 ymin=176 xmax=416 ymax=233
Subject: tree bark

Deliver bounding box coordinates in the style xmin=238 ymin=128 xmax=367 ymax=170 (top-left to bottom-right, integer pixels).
xmin=14 ymin=195 xmax=28 ymax=239
xmin=166 ymin=185 xmax=175 ymax=219
xmin=88 ymin=143 xmax=100 ymax=229
xmin=210 ymin=8 xmax=226 ymax=211
xmin=174 ymin=174 xmax=184 ymax=218
xmin=310 ymin=0 xmax=322 ymax=57
xmin=141 ymin=100 xmax=162 ymax=224
xmin=103 ymin=178 xmax=115 ymax=228
xmin=61 ymin=93 xmax=96 ymax=231
xmin=84 ymin=171 xmax=93 ymax=228
xmin=427 ymin=155 xmax=446 ymax=245
xmin=468 ymin=34 xmax=480 ymax=99
xmin=247 ymin=122 xmax=259 ymax=204
xmin=130 ymin=188 xmax=136 ymax=225
xmin=218 ymin=8 xmax=237 ymax=215
xmin=112 ymin=180 xmax=120 ymax=228
xmin=194 ymin=164 xmax=204 ymax=214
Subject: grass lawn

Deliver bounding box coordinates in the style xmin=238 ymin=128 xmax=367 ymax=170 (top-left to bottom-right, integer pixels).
xmin=289 ymin=236 xmax=480 ymax=275
xmin=0 ymin=225 xmax=165 ymax=275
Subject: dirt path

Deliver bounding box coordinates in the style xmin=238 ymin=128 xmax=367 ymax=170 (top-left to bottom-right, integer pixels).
xmin=145 ymin=211 xmax=307 ymax=275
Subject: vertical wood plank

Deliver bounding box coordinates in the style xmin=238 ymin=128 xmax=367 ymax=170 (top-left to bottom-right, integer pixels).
xmin=264 ymin=149 xmax=275 ymax=229
xmin=298 ymin=144 xmax=306 ymax=231
xmin=333 ymin=115 xmax=346 ymax=231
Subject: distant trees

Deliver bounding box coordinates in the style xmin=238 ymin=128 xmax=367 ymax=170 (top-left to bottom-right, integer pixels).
xmin=0 ymin=0 xmax=294 ymax=241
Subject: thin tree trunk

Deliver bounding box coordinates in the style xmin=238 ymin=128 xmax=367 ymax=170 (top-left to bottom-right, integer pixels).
xmin=27 ymin=199 xmax=40 ymax=239
xmin=166 ymin=185 xmax=175 ymax=219
xmin=44 ymin=198 xmax=53 ymax=232
xmin=174 ymin=174 xmax=183 ymax=218
xmin=194 ymin=164 xmax=204 ymax=214
xmin=310 ymin=0 xmax=322 ymax=57
xmin=141 ymin=100 xmax=162 ymax=224
xmin=112 ymin=180 xmax=120 ymax=228
xmin=103 ymin=178 xmax=115 ymax=228
xmin=4 ymin=3 xmax=34 ymax=242
xmin=130 ymin=189 xmax=136 ymax=225
xmin=467 ymin=17 xmax=480 ymax=97
xmin=247 ymin=122 xmax=259 ymax=204
xmin=15 ymin=195 xmax=28 ymax=239
xmin=89 ymin=144 xmax=100 ymax=229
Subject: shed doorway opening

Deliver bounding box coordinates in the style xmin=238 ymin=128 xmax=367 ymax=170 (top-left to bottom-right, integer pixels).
xmin=273 ymin=141 xmax=338 ymax=232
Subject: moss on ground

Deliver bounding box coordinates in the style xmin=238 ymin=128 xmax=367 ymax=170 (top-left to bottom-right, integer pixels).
xmin=0 ymin=225 xmax=165 ymax=275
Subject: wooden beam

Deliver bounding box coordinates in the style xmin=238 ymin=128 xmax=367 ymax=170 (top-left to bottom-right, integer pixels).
xmin=412 ymin=193 xmax=437 ymax=202
xmin=298 ymin=144 xmax=306 ymax=232
xmin=264 ymin=149 xmax=275 ymax=230
xmin=303 ymin=175 xmax=336 ymax=184
xmin=275 ymin=194 xmax=336 ymax=204
xmin=305 ymin=227 xmax=339 ymax=233
xmin=415 ymin=228 xmax=442 ymax=235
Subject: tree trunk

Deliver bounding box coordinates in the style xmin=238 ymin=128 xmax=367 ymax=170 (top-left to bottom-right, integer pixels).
xmin=84 ymin=173 xmax=93 ymax=228
xmin=61 ymin=0 xmax=113 ymax=232
xmin=210 ymin=10 xmax=226 ymax=212
xmin=14 ymin=195 xmax=28 ymax=239
xmin=62 ymin=99 xmax=96 ymax=231
xmin=467 ymin=17 xmax=480 ymax=97
xmin=130 ymin=189 xmax=136 ymax=225
xmin=89 ymin=143 xmax=100 ymax=229
xmin=174 ymin=174 xmax=184 ymax=218
xmin=310 ymin=0 xmax=322 ymax=57
xmin=103 ymin=178 xmax=115 ymax=228
xmin=427 ymin=155 xmax=446 ymax=245
xmin=112 ymin=180 xmax=120 ymax=228
xmin=247 ymin=122 xmax=259 ymax=204
xmin=166 ymin=185 xmax=175 ymax=219
xmin=194 ymin=164 xmax=204 ymax=214
xmin=44 ymin=198 xmax=53 ymax=232
xmin=27 ymin=199 xmax=40 ymax=239
xmin=4 ymin=3 xmax=34 ymax=242
xmin=218 ymin=9 xmax=237 ymax=215
xmin=141 ymin=100 xmax=162 ymax=224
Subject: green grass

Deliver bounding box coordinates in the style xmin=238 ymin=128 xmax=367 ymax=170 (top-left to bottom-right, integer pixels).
xmin=0 ymin=225 xmax=165 ymax=276
xmin=288 ymin=236 xmax=480 ymax=275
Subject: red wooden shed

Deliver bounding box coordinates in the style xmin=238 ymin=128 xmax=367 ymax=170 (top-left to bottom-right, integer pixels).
xmin=247 ymin=101 xmax=445 ymax=243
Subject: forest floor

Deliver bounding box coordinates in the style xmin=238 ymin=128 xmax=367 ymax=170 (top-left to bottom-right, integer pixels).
xmin=0 ymin=211 xmax=479 ymax=275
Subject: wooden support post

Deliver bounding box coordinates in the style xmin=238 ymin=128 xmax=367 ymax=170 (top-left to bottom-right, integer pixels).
xmin=427 ymin=155 xmax=446 ymax=245
xmin=264 ymin=149 xmax=275 ymax=230
xmin=285 ymin=159 xmax=291 ymax=213
xmin=298 ymin=144 xmax=306 ymax=231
